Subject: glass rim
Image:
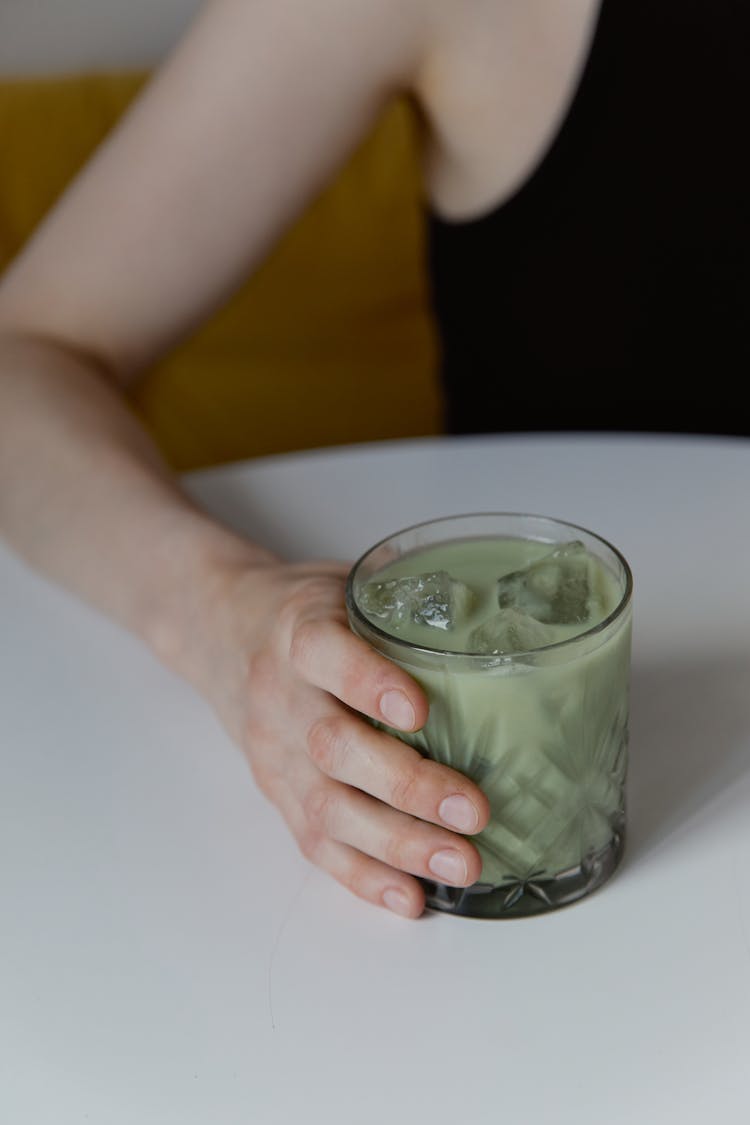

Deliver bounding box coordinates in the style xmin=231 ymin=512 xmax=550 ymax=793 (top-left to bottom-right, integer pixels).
xmin=345 ymin=511 xmax=634 ymax=662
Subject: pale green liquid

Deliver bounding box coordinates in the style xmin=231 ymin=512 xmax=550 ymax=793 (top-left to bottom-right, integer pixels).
xmin=357 ymin=537 xmax=631 ymax=896
xmin=370 ymin=538 xmax=621 ymax=651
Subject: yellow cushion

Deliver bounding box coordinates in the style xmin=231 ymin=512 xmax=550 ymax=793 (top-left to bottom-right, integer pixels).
xmin=0 ymin=73 xmax=441 ymax=469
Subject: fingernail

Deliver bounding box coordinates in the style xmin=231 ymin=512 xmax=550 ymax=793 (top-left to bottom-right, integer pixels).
xmin=428 ymin=849 xmax=468 ymax=885
xmin=383 ymin=888 xmax=412 ymax=917
xmin=439 ymin=794 xmax=479 ymax=833
xmin=379 ymin=690 xmax=415 ymax=730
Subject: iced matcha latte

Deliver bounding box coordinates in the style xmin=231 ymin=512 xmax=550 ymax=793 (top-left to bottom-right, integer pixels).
xmin=346 ymin=514 xmax=633 ymax=918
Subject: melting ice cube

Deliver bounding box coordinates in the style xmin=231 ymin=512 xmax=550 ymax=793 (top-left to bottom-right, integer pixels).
xmin=468 ymin=608 xmax=556 ymax=654
xmin=496 ymin=541 xmax=597 ymax=625
xmin=360 ymin=571 xmax=474 ymax=631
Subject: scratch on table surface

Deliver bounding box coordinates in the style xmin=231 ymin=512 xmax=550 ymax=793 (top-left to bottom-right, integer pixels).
xmin=267 ymin=871 xmax=312 ymax=1032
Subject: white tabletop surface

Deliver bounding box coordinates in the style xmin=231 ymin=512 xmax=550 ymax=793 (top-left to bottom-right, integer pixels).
xmin=2 ymin=433 xmax=749 ymax=1124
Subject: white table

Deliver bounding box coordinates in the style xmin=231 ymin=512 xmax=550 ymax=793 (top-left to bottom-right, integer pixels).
xmin=2 ymin=434 xmax=749 ymax=1125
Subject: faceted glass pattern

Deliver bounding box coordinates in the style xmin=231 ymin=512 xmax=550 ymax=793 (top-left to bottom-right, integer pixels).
xmin=347 ymin=514 xmax=633 ymax=919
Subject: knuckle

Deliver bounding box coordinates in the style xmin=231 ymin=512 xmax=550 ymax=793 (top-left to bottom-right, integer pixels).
xmin=288 ymin=617 xmax=320 ymax=675
xmin=275 ymin=587 xmax=307 ymax=644
xmin=390 ymin=760 xmax=424 ymax=812
xmin=383 ymin=832 xmax=411 ymax=873
xmin=280 ymin=576 xmax=338 ymax=632
xmin=306 ymin=714 xmax=351 ymax=775
xmin=301 ymin=783 xmax=336 ymax=833
xmin=297 ymin=827 xmax=323 ymax=864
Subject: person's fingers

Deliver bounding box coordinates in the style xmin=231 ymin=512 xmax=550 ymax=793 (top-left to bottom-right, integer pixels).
xmin=311 ymin=837 xmax=427 ymax=919
xmin=289 ymin=615 xmax=429 ymax=731
xmin=305 ymin=707 xmax=490 ymax=834
xmin=311 ymin=782 xmax=484 ymax=887
xmin=277 ymin=771 xmax=428 ymax=917
xmin=241 ymin=563 xmax=491 ymax=917
xmin=278 ymin=753 xmax=483 ymax=915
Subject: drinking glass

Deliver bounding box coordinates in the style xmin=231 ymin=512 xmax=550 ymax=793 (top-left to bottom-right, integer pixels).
xmin=346 ymin=513 xmax=633 ymax=919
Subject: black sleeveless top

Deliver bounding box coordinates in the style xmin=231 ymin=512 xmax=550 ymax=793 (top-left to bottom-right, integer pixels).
xmin=428 ymin=0 xmax=750 ymax=435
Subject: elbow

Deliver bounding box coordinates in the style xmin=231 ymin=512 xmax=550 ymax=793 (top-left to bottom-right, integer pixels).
xmin=0 ymin=310 xmax=128 ymax=392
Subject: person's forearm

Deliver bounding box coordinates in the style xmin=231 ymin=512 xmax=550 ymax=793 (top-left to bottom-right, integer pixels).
xmin=0 ymin=331 xmax=275 ymax=673
xmin=0 ymin=332 xmax=492 ymax=920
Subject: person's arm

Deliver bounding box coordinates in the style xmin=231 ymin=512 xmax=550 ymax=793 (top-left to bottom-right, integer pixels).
xmin=0 ymin=0 xmax=489 ymax=917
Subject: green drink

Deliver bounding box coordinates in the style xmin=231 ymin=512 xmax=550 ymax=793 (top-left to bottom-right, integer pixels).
xmin=346 ymin=514 xmax=633 ymax=919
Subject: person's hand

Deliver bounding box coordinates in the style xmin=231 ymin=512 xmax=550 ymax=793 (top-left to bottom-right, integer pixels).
xmin=183 ymin=557 xmax=491 ymax=918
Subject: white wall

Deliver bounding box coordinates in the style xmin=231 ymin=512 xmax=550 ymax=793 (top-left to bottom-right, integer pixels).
xmin=0 ymin=0 xmax=203 ymax=74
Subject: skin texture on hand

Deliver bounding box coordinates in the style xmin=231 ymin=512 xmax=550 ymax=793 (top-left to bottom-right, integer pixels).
xmin=185 ymin=557 xmax=491 ymax=918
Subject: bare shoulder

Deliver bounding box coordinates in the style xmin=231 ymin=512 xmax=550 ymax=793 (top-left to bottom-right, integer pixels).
xmin=412 ymin=0 xmax=604 ymax=218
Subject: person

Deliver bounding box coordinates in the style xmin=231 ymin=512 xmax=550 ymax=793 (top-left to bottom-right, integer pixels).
xmin=0 ymin=0 xmax=747 ymax=918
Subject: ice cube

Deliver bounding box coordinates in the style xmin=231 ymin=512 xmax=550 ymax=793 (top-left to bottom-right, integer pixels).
xmin=468 ymin=608 xmax=557 ymax=654
xmin=360 ymin=571 xmax=474 ymax=631
xmin=496 ymin=541 xmax=596 ymax=625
